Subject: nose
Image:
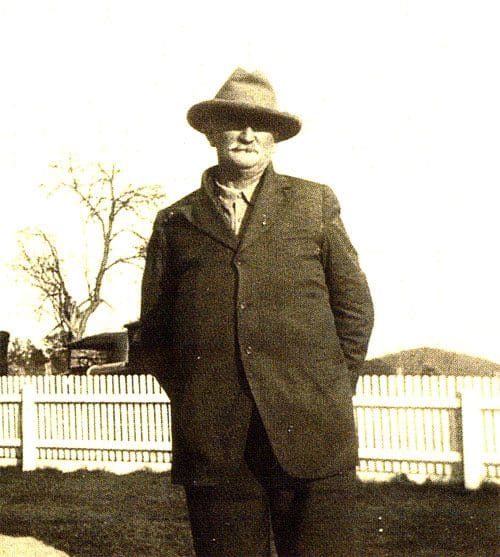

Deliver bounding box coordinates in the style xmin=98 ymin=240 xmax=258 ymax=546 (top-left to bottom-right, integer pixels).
xmin=239 ymin=127 xmax=256 ymax=143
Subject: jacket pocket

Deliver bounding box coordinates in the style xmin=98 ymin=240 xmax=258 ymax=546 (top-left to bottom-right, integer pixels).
xmin=310 ymin=360 xmax=351 ymax=394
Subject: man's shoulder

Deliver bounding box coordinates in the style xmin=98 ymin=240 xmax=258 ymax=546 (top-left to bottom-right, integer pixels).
xmin=276 ymin=173 xmax=341 ymax=218
xmin=154 ymin=189 xmax=202 ymax=222
xmin=278 ymin=172 xmax=333 ymax=191
xmin=277 ymin=173 xmax=337 ymax=200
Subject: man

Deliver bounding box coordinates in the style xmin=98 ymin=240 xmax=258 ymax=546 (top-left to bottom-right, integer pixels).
xmin=140 ymin=68 xmax=374 ymax=556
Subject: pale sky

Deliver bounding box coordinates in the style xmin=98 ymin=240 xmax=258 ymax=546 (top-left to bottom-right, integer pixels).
xmin=0 ymin=1 xmax=499 ymax=363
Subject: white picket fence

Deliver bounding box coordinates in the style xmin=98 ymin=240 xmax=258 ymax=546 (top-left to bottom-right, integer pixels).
xmin=0 ymin=374 xmax=171 ymax=474
xmin=355 ymin=374 xmax=499 ymax=488
xmin=0 ymin=374 xmax=498 ymax=488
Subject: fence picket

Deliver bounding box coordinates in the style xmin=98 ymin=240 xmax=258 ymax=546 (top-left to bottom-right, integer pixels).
xmin=0 ymin=374 xmax=498 ymax=482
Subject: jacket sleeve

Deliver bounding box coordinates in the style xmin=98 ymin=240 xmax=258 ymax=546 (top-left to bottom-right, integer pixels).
xmin=138 ymin=212 xmax=174 ymax=381
xmin=320 ymin=185 xmax=374 ymax=391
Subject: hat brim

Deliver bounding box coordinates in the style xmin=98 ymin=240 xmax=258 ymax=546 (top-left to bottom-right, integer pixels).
xmin=187 ymin=100 xmax=302 ymax=142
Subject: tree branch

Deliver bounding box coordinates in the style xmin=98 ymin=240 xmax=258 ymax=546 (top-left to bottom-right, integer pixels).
xmin=16 ymin=157 xmax=166 ymax=341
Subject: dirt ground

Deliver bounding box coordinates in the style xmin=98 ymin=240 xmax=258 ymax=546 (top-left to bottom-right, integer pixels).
xmin=0 ymin=535 xmax=70 ymax=556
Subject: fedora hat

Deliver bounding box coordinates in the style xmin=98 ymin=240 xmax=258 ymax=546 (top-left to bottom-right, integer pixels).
xmin=187 ymin=68 xmax=302 ymax=142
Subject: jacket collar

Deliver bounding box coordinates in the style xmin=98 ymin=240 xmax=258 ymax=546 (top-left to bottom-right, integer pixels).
xmin=174 ymin=163 xmax=292 ymax=252
xmin=192 ymin=169 xmax=239 ymax=250
xmin=237 ymin=163 xmax=291 ymax=253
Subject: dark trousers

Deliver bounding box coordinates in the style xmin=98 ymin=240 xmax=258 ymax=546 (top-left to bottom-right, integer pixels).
xmin=184 ymin=407 xmax=358 ymax=556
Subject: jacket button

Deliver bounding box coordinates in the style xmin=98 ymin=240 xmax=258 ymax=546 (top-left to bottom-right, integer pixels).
xmin=245 ymin=346 xmax=252 ymax=355
xmin=239 ymin=302 xmax=247 ymax=310
xmin=287 ymin=425 xmax=294 ymax=433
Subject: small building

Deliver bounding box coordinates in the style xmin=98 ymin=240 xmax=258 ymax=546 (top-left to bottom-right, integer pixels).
xmin=66 ymin=321 xmax=141 ymax=375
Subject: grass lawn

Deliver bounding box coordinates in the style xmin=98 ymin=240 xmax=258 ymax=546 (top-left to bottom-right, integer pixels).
xmin=0 ymin=467 xmax=497 ymax=556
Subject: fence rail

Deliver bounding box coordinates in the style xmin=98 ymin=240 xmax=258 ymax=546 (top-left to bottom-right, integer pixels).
xmin=354 ymin=374 xmax=499 ymax=488
xmin=0 ymin=374 xmax=498 ymax=488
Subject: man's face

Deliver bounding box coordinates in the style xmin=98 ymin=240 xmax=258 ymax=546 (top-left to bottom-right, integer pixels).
xmin=207 ymin=125 xmax=275 ymax=172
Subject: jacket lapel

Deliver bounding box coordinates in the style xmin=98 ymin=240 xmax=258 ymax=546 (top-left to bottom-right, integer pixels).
xmin=177 ymin=165 xmax=290 ymax=253
xmin=183 ymin=173 xmax=239 ymax=251
xmin=238 ymin=164 xmax=290 ymax=253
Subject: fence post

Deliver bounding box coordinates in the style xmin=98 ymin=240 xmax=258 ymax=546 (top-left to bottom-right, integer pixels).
xmin=21 ymin=381 xmax=37 ymax=471
xmin=460 ymin=387 xmax=483 ymax=489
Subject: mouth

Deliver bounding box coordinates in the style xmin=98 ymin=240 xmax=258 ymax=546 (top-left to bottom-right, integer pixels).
xmin=231 ymin=147 xmax=257 ymax=153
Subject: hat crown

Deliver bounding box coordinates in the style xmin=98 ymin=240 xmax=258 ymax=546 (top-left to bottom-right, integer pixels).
xmin=187 ymin=67 xmax=301 ymax=141
xmin=214 ymin=68 xmax=278 ymax=111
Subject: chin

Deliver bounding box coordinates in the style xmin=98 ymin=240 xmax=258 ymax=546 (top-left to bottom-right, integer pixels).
xmin=236 ymin=161 xmax=261 ymax=170
xmin=229 ymin=155 xmax=262 ymax=169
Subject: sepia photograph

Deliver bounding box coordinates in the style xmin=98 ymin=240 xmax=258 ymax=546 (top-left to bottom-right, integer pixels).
xmin=0 ymin=1 xmax=498 ymax=555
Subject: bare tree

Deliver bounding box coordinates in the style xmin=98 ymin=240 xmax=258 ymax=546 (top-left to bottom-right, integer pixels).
xmin=15 ymin=158 xmax=166 ymax=341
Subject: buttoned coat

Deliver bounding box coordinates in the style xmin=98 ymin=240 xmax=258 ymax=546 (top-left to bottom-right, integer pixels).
xmin=140 ymin=164 xmax=374 ymax=485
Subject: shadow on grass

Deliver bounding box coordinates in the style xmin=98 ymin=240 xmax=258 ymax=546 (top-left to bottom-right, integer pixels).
xmin=0 ymin=467 xmax=192 ymax=556
xmin=0 ymin=467 xmax=497 ymax=556
xmin=355 ymin=476 xmax=498 ymax=556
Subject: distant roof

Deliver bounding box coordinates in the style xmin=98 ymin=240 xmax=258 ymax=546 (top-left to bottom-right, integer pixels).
xmin=67 ymin=331 xmax=128 ymax=350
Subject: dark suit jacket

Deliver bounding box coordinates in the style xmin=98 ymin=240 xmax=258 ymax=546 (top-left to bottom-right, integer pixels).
xmin=140 ymin=164 xmax=374 ymax=485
